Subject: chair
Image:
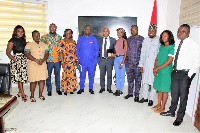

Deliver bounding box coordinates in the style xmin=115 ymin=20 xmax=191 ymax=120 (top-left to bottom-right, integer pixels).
xmin=0 ymin=63 xmax=10 ymax=94
xmin=0 ymin=64 xmax=17 ymax=133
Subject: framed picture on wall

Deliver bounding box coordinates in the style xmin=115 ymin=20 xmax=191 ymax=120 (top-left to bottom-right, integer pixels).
xmin=78 ymin=16 xmax=137 ymax=39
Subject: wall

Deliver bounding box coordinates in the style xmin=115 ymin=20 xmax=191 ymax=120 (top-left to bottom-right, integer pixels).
xmin=166 ymin=0 xmax=181 ymax=40
xmin=47 ymin=0 xmax=168 ymax=39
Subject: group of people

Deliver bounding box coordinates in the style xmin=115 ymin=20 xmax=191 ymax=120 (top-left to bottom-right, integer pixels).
xmin=6 ymin=23 xmax=200 ymax=126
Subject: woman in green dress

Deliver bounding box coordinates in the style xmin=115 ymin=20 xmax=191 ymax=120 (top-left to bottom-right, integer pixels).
xmin=152 ymin=30 xmax=175 ymax=113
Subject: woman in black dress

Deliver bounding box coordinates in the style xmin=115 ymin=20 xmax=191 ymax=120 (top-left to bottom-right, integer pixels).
xmin=6 ymin=25 xmax=28 ymax=102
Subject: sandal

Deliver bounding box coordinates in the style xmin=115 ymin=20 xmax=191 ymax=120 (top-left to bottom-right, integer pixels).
xmin=22 ymin=97 xmax=28 ymax=102
xmin=39 ymin=96 xmax=45 ymax=101
xmin=30 ymin=97 xmax=36 ymax=102
xmin=151 ymin=106 xmax=161 ymax=110
xmin=17 ymin=93 xmax=28 ymax=98
xmin=154 ymin=108 xmax=165 ymax=113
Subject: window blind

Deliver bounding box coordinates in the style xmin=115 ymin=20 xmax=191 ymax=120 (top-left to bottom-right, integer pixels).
xmin=0 ymin=0 xmax=47 ymax=51
xmin=179 ymin=0 xmax=200 ymax=26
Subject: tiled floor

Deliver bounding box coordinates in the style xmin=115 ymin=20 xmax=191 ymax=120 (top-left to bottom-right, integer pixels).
xmin=4 ymin=83 xmax=199 ymax=133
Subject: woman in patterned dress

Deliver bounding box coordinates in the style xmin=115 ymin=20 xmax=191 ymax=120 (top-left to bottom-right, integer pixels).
xmin=58 ymin=29 xmax=79 ymax=96
xmin=6 ymin=25 xmax=28 ymax=102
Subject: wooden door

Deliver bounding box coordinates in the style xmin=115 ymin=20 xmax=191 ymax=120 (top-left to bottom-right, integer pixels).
xmin=194 ymin=92 xmax=200 ymax=131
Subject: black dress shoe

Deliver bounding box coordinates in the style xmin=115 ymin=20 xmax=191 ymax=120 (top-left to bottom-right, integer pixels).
xmin=77 ymin=89 xmax=84 ymax=94
xmin=124 ymin=94 xmax=133 ymax=99
xmin=89 ymin=89 xmax=94 ymax=94
xmin=99 ymin=88 xmax=105 ymax=93
xmin=47 ymin=91 xmax=52 ymax=96
xmin=57 ymin=91 xmax=62 ymax=95
xmin=148 ymin=100 xmax=153 ymax=106
xmin=70 ymin=92 xmax=74 ymax=94
xmin=173 ymin=119 xmax=183 ymax=126
xmin=138 ymin=98 xmax=148 ymax=103
xmin=107 ymin=89 xmax=113 ymax=93
xmin=134 ymin=97 xmax=139 ymax=102
xmin=64 ymin=92 xmax=67 ymax=96
xmin=160 ymin=111 xmax=175 ymax=117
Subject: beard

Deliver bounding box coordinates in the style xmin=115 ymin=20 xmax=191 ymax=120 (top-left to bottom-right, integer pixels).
xmin=149 ymin=35 xmax=155 ymax=38
xmin=132 ymin=33 xmax=138 ymax=37
xmin=84 ymin=32 xmax=91 ymax=36
xmin=50 ymin=31 xmax=56 ymax=34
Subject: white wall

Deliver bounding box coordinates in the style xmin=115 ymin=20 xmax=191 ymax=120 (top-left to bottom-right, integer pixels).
xmin=47 ymin=0 xmax=168 ymax=39
xmin=166 ymin=0 xmax=181 ymax=40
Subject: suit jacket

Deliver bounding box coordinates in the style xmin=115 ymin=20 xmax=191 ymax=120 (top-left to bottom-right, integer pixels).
xmin=97 ymin=36 xmax=116 ymax=65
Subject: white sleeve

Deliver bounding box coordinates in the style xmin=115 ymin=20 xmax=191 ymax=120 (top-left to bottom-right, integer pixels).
xmin=138 ymin=39 xmax=146 ymax=67
xmin=188 ymin=42 xmax=200 ymax=77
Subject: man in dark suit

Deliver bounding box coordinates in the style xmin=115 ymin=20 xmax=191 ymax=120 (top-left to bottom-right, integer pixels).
xmin=98 ymin=28 xmax=116 ymax=93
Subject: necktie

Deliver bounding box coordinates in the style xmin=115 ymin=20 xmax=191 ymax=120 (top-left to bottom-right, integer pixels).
xmin=173 ymin=40 xmax=183 ymax=70
xmin=104 ymin=38 xmax=107 ymax=57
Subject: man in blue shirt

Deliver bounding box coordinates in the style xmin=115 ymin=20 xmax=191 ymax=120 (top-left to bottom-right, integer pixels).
xmin=76 ymin=25 xmax=99 ymax=94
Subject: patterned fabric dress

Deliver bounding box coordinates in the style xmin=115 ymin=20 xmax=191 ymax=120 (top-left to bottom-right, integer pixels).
xmin=58 ymin=40 xmax=78 ymax=92
xmin=8 ymin=38 xmax=28 ymax=83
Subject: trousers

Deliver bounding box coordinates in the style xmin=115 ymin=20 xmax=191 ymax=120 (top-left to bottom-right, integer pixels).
xmin=46 ymin=62 xmax=61 ymax=92
xmin=125 ymin=62 xmax=141 ymax=97
xmin=169 ymin=70 xmax=195 ymax=120
xmin=114 ymin=56 xmax=125 ymax=91
xmin=79 ymin=63 xmax=96 ymax=90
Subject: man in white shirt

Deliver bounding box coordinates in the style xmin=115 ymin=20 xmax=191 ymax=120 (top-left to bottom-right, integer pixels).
xmin=138 ymin=24 xmax=160 ymax=106
xmin=160 ymin=24 xmax=200 ymax=126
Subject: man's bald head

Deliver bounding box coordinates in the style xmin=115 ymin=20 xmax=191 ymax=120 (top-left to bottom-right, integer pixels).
xmin=103 ymin=28 xmax=110 ymax=38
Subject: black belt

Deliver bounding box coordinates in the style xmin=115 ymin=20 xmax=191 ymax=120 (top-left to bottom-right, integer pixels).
xmin=115 ymin=55 xmax=124 ymax=57
xmin=173 ymin=69 xmax=189 ymax=73
xmin=102 ymin=57 xmax=109 ymax=59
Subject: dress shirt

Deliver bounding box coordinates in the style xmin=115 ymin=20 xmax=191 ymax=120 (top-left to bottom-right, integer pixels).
xmin=41 ymin=33 xmax=62 ymax=63
xmin=102 ymin=36 xmax=110 ymax=57
xmin=174 ymin=37 xmax=200 ymax=77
